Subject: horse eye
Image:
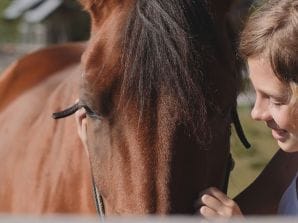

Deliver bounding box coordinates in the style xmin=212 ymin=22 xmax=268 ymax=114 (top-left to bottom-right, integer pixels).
xmin=83 ymin=105 xmax=102 ymax=119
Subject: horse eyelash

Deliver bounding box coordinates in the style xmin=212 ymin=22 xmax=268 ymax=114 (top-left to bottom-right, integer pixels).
xmin=83 ymin=106 xmax=102 ymax=119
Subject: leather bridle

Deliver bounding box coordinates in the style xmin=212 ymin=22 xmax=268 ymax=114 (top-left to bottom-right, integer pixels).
xmin=53 ymin=102 xmax=105 ymax=221
xmin=52 ymin=102 xmax=250 ymax=219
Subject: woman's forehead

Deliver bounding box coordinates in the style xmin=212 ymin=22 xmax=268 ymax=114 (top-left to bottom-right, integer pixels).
xmin=248 ymin=57 xmax=275 ymax=81
xmin=248 ymin=57 xmax=290 ymax=95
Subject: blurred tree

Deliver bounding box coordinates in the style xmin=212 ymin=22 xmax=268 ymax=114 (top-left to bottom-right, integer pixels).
xmin=44 ymin=1 xmax=90 ymax=43
xmin=0 ymin=0 xmax=90 ymax=45
xmin=62 ymin=0 xmax=90 ymax=42
xmin=0 ymin=0 xmax=19 ymax=44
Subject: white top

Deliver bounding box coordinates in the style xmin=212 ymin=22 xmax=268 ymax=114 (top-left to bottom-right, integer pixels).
xmin=278 ymin=172 xmax=298 ymax=215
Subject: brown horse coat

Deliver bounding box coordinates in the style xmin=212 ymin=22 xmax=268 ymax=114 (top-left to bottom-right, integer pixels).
xmin=0 ymin=0 xmax=240 ymax=215
xmin=0 ymin=43 xmax=95 ymax=214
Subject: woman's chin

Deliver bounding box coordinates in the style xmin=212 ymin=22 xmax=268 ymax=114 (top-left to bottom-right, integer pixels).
xmin=277 ymin=138 xmax=298 ymax=153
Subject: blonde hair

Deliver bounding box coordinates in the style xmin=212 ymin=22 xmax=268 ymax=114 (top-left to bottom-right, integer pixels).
xmin=290 ymin=82 xmax=298 ymax=104
xmin=239 ymin=0 xmax=298 ymax=84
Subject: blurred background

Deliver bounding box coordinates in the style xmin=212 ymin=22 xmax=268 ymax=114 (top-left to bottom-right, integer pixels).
xmin=0 ymin=0 xmax=90 ymax=72
xmin=0 ymin=0 xmax=277 ymax=199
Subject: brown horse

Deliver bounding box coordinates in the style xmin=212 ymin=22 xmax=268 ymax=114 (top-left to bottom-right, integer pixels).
xmin=0 ymin=43 xmax=95 ymax=213
xmin=0 ymin=0 xmax=239 ymax=215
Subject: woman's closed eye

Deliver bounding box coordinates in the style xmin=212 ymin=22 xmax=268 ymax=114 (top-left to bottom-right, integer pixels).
xmin=270 ymin=99 xmax=283 ymax=106
xmin=269 ymin=96 xmax=289 ymax=107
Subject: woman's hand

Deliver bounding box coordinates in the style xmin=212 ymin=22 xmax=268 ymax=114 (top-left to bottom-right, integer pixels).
xmin=199 ymin=187 xmax=243 ymax=218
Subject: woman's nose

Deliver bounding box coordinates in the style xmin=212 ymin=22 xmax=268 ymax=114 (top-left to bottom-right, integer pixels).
xmin=251 ymin=99 xmax=271 ymax=121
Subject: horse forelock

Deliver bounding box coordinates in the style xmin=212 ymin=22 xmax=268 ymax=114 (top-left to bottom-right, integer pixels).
xmin=120 ymin=0 xmax=227 ymax=143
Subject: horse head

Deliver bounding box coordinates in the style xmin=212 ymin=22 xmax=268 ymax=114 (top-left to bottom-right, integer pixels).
xmin=75 ymin=0 xmax=239 ymax=215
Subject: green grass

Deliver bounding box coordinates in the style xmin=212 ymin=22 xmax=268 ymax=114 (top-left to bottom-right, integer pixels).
xmin=228 ymin=105 xmax=278 ymax=197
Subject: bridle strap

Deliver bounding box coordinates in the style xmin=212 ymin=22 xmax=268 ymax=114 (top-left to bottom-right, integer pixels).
xmin=52 ymin=104 xmax=249 ymax=216
xmin=52 ymin=103 xmax=106 ymax=220
xmin=52 ymin=102 xmax=82 ymax=119
xmin=91 ymin=173 xmax=105 ymax=222
xmin=232 ymin=106 xmax=251 ymax=149
xmin=222 ymin=106 xmax=250 ymax=193
xmin=222 ymin=153 xmax=235 ymax=193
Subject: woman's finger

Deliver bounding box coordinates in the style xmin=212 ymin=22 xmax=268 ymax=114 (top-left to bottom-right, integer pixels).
xmin=201 ymin=194 xmax=224 ymax=211
xmin=203 ymin=187 xmax=244 ymax=217
xmin=200 ymin=206 xmax=219 ymax=218
xmin=205 ymin=187 xmax=235 ymax=207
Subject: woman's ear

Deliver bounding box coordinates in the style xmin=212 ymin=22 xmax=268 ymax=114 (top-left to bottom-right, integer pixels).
xmin=75 ymin=108 xmax=89 ymax=158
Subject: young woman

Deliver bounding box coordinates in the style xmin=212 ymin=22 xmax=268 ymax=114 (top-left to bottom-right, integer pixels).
xmin=200 ymin=0 xmax=298 ymax=217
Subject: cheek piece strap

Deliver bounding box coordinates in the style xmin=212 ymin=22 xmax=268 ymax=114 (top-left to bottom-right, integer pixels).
xmin=51 ymin=102 xmax=106 ymax=221
xmin=52 ymin=102 xmax=82 ymax=119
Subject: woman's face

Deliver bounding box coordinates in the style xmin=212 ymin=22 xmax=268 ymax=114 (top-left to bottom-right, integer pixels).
xmin=248 ymin=57 xmax=298 ymax=152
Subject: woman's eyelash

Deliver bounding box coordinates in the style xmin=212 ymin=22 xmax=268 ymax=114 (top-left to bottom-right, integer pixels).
xmin=269 ymin=98 xmax=284 ymax=106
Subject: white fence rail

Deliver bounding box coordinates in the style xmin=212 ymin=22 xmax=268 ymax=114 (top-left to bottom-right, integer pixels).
xmin=0 ymin=216 xmax=297 ymax=223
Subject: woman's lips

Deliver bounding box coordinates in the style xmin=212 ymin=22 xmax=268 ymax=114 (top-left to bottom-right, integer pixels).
xmin=271 ymin=129 xmax=289 ymax=142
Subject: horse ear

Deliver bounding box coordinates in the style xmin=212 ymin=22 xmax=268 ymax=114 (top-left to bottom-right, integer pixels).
xmin=78 ymin=0 xmax=103 ymax=11
xmin=79 ymin=0 xmax=125 ymax=26
xmin=78 ymin=0 xmax=125 ymax=13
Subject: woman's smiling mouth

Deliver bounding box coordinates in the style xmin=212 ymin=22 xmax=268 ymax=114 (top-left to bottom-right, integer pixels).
xmin=271 ymin=128 xmax=289 ymax=142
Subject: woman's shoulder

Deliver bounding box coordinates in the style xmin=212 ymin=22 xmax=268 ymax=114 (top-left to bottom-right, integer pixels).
xmin=278 ymin=172 xmax=298 ymax=215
